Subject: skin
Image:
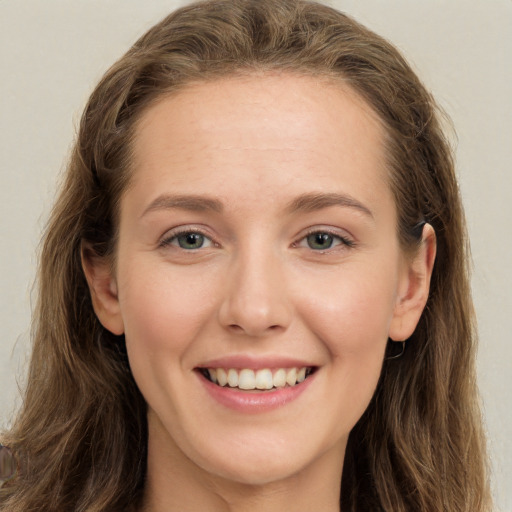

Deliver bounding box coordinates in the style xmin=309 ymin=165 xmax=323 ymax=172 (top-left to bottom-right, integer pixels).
xmin=84 ymin=73 xmax=435 ymax=512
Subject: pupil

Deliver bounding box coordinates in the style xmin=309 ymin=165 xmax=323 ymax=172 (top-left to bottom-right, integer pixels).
xmin=308 ymin=232 xmax=333 ymax=249
xmin=179 ymin=233 xmax=204 ymax=249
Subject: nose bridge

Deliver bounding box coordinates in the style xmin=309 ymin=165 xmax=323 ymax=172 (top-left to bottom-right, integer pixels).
xmin=218 ymin=240 xmax=291 ymax=336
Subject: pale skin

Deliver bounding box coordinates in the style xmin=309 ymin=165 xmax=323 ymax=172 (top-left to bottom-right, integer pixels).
xmin=83 ymin=73 xmax=436 ymax=512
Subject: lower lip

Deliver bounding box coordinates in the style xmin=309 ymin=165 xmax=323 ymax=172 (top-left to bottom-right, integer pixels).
xmin=197 ymin=371 xmax=315 ymax=413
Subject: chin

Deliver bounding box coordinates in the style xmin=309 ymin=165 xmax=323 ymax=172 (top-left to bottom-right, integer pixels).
xmin=203 ymin=456 xmax=307 ymax=487
xmin=192 ymin=432 xmax=338 ymax=488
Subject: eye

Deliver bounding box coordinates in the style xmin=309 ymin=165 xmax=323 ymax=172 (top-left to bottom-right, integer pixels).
xmin=297 ymin=230 xmax=354 ymax=251
xmin=306 ymin=232 xmax=336 ymax=250
xmin=161 ymin=230 xmax=214 ymax=250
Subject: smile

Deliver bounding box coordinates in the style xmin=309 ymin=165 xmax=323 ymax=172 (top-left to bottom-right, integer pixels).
xmin=199 ymin=367 xmax=315 ymax=391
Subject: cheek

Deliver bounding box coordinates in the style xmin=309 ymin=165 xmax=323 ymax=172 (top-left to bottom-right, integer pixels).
xmin=297 ymin=274 xmax=394 ymax=432
xmin=117 ymin=260 xmax=222 ymax=364
xmin=292 ymin=262 xmax=398 ymax=408
xmin=296 ymin=266 xmax=397 ymax=350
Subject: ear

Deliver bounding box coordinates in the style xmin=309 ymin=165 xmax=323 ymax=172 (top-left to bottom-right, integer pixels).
xmin=388 ymin=224 xmax=436 ymax=341
xmin=81 ymin=243 xmax=124 ymax=335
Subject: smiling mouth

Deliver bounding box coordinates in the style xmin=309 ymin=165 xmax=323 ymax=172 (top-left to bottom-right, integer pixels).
xmin=197 ymin=367 xmax=316 ymax=391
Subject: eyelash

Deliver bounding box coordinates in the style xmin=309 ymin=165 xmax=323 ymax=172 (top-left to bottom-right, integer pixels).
xmin=158 ymin=227 xmax=355 ymax=252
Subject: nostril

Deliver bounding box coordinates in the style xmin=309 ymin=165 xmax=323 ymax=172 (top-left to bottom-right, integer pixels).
xmin=227 ymin=323 xmax=284 ymax=336
xmin=228 ymin=324 xmax=245 ymax=333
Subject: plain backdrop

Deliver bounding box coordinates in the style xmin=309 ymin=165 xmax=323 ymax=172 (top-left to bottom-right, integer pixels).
xmin=1 ymin=1 xmax=511 ymax=509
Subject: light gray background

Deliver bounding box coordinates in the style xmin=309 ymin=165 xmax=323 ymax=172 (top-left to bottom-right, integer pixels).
xmin=1 ymin=1 xmax=511 ymax=509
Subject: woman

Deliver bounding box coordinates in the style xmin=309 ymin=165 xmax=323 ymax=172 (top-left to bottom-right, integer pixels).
xmin=0 ymin=0 xmax=491 ymax=510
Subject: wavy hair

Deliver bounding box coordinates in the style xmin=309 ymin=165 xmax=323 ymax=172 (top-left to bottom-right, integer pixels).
xmin=1 ymin=1 xmax=491 ymax=510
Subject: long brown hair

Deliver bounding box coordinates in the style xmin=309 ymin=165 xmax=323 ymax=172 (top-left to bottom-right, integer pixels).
xmin=0 ymin=1 xmax=491 ymax=510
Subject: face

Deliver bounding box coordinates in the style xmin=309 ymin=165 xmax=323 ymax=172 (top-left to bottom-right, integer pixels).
xmin=87 ymin=74 xmax=431 ymax=487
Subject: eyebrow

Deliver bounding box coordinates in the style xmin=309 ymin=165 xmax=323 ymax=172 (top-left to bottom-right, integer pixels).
xmin=285 ymin=192 xmax=374 ymax=218
xmin=141 ymin=194 xmax=224 ymax=217
xmin=141 ymin=192 xmax=373 ymax=219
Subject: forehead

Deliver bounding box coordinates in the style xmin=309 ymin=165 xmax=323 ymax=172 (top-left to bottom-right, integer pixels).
xmin=129 ymin=73 xmax=392 ymax=216
xmin=134 ymin=73 xmax=384 ymax=156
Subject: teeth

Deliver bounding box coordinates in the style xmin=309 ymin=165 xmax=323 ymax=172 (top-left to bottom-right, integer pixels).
xmin=217 ymin=368 xmax=228 ymax=386
xmin=286 ymin=367 xmax=297 ymax=386
xmin=203 ymin=367 xmax=313 ymax=390
xmin=255 ymin=369 xmax=273 ymax=390
xmin=207 ymin=369 xmax=217 ymax=384
xmin=238 ymin=369 xmax=256 ymax=390
xmin=273 ymin=368 xmax=286 ymax=388
xmin=227 ymin=369 xmax=239 ymax=387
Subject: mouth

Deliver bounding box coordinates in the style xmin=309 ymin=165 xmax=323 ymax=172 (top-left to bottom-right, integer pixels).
xmin=197 ymin=366 xmax=317 ymax=391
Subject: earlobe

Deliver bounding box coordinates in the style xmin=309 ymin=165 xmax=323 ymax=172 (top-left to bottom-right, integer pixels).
xmin=388 ymin=224 xmax=436 ymax=341
xmin=81 ymin=243 xmax=125 ymax=335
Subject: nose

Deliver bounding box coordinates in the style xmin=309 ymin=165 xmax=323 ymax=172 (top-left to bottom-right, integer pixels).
xmin=218 ymin=247 xmax=292 ymax=337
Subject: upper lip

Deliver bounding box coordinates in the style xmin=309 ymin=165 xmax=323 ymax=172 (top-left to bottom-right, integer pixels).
xmin=195 ymin=355 xmax=317 ymax=370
